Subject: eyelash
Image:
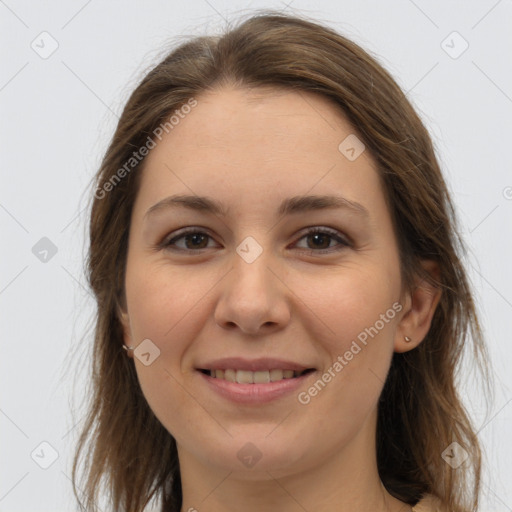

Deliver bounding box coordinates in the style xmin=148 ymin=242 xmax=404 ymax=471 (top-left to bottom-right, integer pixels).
xmin=160 ymin=226 xmax=351 ymax=255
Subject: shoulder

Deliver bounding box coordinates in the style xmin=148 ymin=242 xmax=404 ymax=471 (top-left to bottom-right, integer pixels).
xmin=412 ymin=493 xmax=445 ymax=512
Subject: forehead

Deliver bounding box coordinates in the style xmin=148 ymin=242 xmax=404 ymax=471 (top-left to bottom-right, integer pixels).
xmin=134 ymin=85 xmax=384 ymax=219
xmin=165 ymin=85 xmax=359 ymax=153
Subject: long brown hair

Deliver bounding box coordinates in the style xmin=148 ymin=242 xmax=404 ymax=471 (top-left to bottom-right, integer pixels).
xmin=71 ymin=10 xmax=493 ymax=512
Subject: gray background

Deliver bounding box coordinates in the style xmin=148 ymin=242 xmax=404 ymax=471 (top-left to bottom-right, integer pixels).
xmin=1 ymin=0 xmax=511 ymax=510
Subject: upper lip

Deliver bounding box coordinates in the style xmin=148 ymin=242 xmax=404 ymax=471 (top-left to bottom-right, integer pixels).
xmin=196 ymin=357 xmax=315 ymax=372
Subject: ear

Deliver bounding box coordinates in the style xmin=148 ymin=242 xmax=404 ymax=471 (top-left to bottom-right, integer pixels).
xmin=118 ymin=302 xmax=134 ymax=359
xmin=394 ymin=260 xmax=442 ymax=353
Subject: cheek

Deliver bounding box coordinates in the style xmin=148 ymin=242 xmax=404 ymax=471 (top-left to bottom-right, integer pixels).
xmin=297 ymin=265 xmax=399 ymax=351
xmin=124 ymin=260 xmax=221 ymax=427
xmin=293 ymin=267 xmax=399 ymax=413
xmin=124 ymin=260 xmax=207 ymax=351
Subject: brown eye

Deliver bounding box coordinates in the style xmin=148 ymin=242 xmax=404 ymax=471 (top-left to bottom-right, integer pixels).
xmin=305 ymin=233 xmax=331 ymax=250
xmin=181 ymin=233 xmax=209 ymax=249
xmin=163 ymin=229 xmax=216 ymax=251
xmin=161 ymin=226 xmax=350 ymax=255
xmin=294 ymin=227 xmax=350 ymax=254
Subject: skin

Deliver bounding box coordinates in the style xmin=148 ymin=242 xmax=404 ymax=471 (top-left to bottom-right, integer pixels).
xmin=120 ymin=85 xmax=441 ymax=512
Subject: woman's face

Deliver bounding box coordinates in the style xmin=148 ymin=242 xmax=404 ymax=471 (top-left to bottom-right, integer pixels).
xmin=121 ymin=86 xmax=413 ymax=478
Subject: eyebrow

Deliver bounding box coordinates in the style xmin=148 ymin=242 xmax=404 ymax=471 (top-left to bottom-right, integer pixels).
xmin=144 ymin=193 xmax=370 ymax=220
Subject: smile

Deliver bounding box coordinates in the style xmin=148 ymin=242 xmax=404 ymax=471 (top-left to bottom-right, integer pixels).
xmin=196 ymin=368 xmax=317 ymax=404
xmin=199 ymin=368 xmax=315 ymax=383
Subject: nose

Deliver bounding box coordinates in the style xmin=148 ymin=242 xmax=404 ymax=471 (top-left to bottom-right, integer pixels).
xmin=214 ymin=246 xmax=291 ymax=336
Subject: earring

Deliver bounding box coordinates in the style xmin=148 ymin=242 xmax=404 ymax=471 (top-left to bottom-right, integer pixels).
xmin=122 ymin=344 xmax=135 ymax=351
xmin=404 ymin=336 xmax=412 ymax=342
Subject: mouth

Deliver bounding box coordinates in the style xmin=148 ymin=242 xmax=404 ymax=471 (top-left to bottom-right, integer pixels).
xmin=198 ymin=368 xmax=316 ymax=383
xmin=196 ymin=365 xmax=317 ymax=404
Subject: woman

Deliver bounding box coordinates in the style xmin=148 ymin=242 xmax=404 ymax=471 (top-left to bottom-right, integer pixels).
xmin=73 ymin=10 xmax=492 ymax=512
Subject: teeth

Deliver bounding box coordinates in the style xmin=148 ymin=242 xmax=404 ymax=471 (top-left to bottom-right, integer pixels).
xmin=236 ymin=370 xmax=253 ymax=384
xmin=224 ymin=369 xmax=236 ymax=382
xmin=207 ymin=369 xmax=305 ymax=383
xmin=254 ymin=371 xmax=270 ymax=383
xmin=270 ymin=369 xmax=283 ymax=381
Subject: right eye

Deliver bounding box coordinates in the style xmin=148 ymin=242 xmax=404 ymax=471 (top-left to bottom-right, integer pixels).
xmin=161 ymin=228 xmax=218 ymax=252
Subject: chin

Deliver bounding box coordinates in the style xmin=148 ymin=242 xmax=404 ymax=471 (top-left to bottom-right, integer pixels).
xmin=188 ymin=432 xmax=312 ymax=476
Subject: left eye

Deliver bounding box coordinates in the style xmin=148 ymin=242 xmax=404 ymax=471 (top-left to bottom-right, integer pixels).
xmin=294 ymin=228 xmax=350 ymax=253
xmin=162 ymin=227 xmax=350 ymax=253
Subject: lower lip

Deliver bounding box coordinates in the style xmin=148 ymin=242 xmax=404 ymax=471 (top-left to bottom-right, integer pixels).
xmin=197 ymin=370 xmax=315 ymax=404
